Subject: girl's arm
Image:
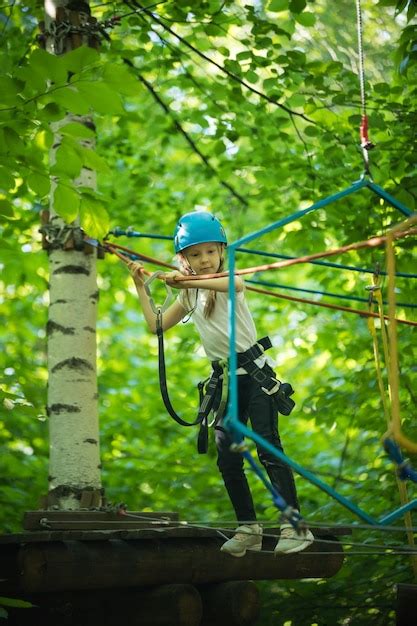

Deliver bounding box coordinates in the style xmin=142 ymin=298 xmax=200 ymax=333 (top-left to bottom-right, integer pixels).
xmin=123 ymin=260 xmax=187 ymax=333
xmin=165 ymin=271 xmax=243 ymax=293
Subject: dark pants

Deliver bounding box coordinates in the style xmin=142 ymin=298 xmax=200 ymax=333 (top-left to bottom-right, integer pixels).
xmin=215 ymin=368 xmax=299 ymax=523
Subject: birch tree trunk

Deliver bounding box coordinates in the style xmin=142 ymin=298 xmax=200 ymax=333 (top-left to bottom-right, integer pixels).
xmin=43 ymin=0 xmax=102 ymax=510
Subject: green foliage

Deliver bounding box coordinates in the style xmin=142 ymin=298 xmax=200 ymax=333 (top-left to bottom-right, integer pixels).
xmin=1 ymin=0 xmax=416 ymax=624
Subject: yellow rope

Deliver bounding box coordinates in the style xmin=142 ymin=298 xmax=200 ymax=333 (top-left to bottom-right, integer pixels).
xmin=368 ymin=214 xmax=417 ymax=577
xmin=385 ymin=215 xmax=417 ymax=453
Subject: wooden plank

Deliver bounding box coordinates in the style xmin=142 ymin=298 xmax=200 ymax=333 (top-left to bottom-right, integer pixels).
xmin=1 ymin=535 xmax=345 ymax=594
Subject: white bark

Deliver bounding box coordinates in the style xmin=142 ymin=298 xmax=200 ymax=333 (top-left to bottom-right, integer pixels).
xmin=48 ymin=249 xmax=101 ymax=502
xmin=45 ymin=0 xmax=102 ymax=509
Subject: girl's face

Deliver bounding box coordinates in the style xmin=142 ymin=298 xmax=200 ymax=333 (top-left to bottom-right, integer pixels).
xmin=183 ymin=242 xmax=222 ymax=274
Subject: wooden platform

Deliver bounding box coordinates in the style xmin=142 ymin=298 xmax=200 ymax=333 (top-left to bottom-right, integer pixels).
xmin=0 ymin=510 xmax=351 ymax=625
xmin=1 ymin=510 xmax=350 ymax=594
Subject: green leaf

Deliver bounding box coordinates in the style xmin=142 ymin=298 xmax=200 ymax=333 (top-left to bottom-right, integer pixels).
xmin=53 ymin=183 xmax=80 ymax=222
xmin=39 ymin=102 xmax=64 ymax=122
xmin=0 ymin=199 xmax=13 ymax=218
xmin=60 ymin=121 xmax=95 ymax=139
xmin=304 ymin=125 xmax=319 ymax=136
xmin=76 ymin=82 xmax=124 ymax=115
xmin=0 ymin=77 xmax=22 ymax=107
xmin=0 ymin=597 xmax=34 ymax=609
xmin=48 ymin=85 xmax=91 ymax=115
xmin=52 ymin=143 xmax=83 ymax=178
xmin=268 ymin=0 xmax=288 ymax=11
xmin=289 ymin=0 xmax=307 ymax=13
xmin=78 ymin=146 xmax=111 ymax=175
xmin=62 ymin=46 xmax=100 ymax=74
xmin=80 ymin=195 xmax=110 ymax=240
xmin=27 ymin=48 xmax=67 ymax=85
xmin=0 ymin=167 xmax=15 ymax=191
xmin=27 ymin=173 xmax=50 ymax=197
xmin=102 ymin=64 xmax=139 ymax=97
xmin=2 ymin=126 xmax=25 ymax=155
xmin=295 ymin=12 xmax=316 ymax=26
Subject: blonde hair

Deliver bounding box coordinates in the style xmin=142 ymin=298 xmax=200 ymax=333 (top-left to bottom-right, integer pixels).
xmin=179 ymin=244 xmax=225 ymax=319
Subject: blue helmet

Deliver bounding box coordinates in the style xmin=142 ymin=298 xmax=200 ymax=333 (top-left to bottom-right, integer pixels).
xmin=173 ymin=212 xmax=227 ymax=253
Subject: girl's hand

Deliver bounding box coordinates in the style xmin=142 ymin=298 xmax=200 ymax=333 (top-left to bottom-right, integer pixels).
xmin=122 ymin=258 xmax=145 ymax=286
xmin=164 ymin=270 xmax=186 ymax=288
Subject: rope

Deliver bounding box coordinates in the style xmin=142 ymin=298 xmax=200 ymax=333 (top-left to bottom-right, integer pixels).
xmin=355 ymin=0 xmax=375 ymax=175
xmin=246 ymin=278 xmax=417 ymax=309
xmin=109 ymin=229 xmax=417 ymax=279
xmin=384 ymin=215 xmax=417 ymax=455
xmin=247 ymin=284 xmax=417 ymax=328
xmin=169 ymin=227 xmax=417 ymax=281
xmin=100 ymin=236 xmax=417 ymax=327
xmin=367 ymin=273 xmax=417 ymax=576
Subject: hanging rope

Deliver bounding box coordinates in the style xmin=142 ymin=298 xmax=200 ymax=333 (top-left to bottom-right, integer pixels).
xmin=367 ymin=270 xmax=417 ymax=576
xmin=384 ymin=214 xmax=417 ymax=453
xmin=355 ymin=0 xmax=375 ymax=175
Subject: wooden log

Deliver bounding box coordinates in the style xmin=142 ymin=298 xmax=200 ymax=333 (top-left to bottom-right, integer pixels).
xmin=5 ymin=534 xmax=344 ymax=594
xmin=4 ymin=584 xmax=202 ymax=626
xmin=396 ymin=583 xmax=417 ymax=626
xmin=199 ymin=580 xmax=260 ymax=626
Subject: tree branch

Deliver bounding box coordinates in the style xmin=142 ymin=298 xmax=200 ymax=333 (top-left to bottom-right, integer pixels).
xmin=123 ymin=57 xmax=248 ymax=207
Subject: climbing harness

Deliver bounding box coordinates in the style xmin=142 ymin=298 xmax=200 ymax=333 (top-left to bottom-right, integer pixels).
xmin=145 ymin=270 xmax=297 ymax=453
xmin=148 ymin=271 xmax=226 ymax=450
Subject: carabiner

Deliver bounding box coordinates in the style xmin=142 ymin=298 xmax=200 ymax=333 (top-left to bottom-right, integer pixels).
xmin=144 ymin=271 xmax=173 ymax=314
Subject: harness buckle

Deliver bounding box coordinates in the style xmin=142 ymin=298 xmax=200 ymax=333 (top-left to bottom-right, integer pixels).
xmin=261 ymin=379 xmax=281 ymax=396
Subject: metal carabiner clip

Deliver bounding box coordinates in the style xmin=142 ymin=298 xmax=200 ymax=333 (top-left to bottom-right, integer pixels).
xmin=144 ymin=271 xmax=173 ymax=314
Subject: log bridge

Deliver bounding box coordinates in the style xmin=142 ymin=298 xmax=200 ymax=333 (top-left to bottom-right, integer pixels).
xmin=0 ymin=510 xmax=350 ymax=626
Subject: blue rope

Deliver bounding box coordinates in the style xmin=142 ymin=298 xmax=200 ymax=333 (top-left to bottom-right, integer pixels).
xmin=241 ymin=449 xmax=288 ymax=510
xmin=110 ymin=227 xmax=172 ymax=241
xmin=226 ymin=180 xmax=416 ymax=526
xmin=245 ymin=278 xmax=417 ymax=309
xmin=384 ymin=439 xmax=417 ymax=483
xmin=238 ymin=248 xmax=417 ymax=279
xmin=109 ymin=233 xmax=417 ymax=280
xmin=241 ymin=449 xmax=304 ymax=529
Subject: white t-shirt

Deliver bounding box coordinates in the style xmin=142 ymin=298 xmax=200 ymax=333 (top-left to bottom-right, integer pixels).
xmin=178 ymin=288 xmax=274 ymax=373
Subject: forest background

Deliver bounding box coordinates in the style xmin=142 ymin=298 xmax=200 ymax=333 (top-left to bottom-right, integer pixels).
xmin=1 ymin=0 xmax=416 ymax=624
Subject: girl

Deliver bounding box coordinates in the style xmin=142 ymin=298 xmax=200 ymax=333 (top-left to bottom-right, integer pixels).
xmin=123 ymin=211 xmax=313 ymax=557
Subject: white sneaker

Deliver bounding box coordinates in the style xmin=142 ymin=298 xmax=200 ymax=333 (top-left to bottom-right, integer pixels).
xmin=274 ymin=524 xmax=314 ymax=555
xmin=220 ymin=524 xmax=263 ymax=557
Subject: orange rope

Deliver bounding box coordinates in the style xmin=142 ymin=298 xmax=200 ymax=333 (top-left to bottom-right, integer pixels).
xmin=247 ymin=286 xmax=417 ymax=328
xmin=167 ymin=227 xmax=417 ymax=282
xmin=106 ymin=226 xmax=417 ymax=327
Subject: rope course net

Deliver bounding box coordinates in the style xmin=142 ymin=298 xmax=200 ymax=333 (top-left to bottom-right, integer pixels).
xmin=75 ymin=0 xmax=417 ymax=546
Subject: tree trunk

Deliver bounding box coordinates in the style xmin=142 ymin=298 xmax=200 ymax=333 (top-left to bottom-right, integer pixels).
xmin=43 ymin=0 xmax=102 ymax=509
